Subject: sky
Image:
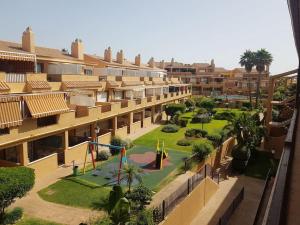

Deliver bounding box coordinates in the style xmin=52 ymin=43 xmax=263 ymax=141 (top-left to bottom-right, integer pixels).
xmin=0 ymin=0 xmax=298 ymax=74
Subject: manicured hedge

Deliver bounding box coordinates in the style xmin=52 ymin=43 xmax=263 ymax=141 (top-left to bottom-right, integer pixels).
xmin=177 ymin=139 xmax=192 ymax=146
xmin=214 ymin=111 xmax=236 ymax=120
xmin=192 ymin=140 xmax=214 ymax=161
xmin=161 ymin=124 xmax=180 ymax=133
xmin=185 ymin=128 xmax=207 ymax=138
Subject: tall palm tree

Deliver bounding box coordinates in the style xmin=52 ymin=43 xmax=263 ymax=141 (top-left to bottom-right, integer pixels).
xmin=239 ymin=50 xmax=255 ymax=106
xmin=122 ymin=164 xmax=142 ymax=192
xmin=254 ymin=49 xmax=273 ymax=108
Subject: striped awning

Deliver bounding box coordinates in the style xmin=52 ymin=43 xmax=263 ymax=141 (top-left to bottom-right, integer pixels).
xmin=122 ymin=81 xmax=143 ymax=87
xmin=0 ymin=101 xmax=22 ymax=128
xmin=0 ymin=51 xmax=36 ymax=62
xmin=23 ymin=93 xmax=69 ymax=118
xmin=106 ymin=80 xmax=120 ymax=88
xmin=0 ymin=81 xmax=10 ymax=93
xmin=62 ymin=81 xmax=102 ymax=90
xmin=26 ymin=81 xmax=51 ymax=92
xmin=0 ymin=95 xmax=20 ymax=103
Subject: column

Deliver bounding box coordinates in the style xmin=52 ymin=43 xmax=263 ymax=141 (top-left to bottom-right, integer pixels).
xmin=112 ymin=116 xmax=118 ymax=135
xmin=19 ymin=142 xmax=29 ymax=166
xmin=151 ymin=106 xmax=155 ymax=123
xmin=64 ymin=130 xmax=69 ymax=150
xmin=141 ymin=110 xmax=145 ymax=128
xmin=128 ymin=112 xmax=133 ymax=134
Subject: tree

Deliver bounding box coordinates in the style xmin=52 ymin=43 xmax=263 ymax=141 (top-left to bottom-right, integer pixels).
xmin=192 ymin=140 xmax=214 ymax=161
xmin=122 ymin=164 xmax=142 ymax=192
xmin=0 ymin=167 xmax=35 ymax=223
xmin=198 ymin=98 xmax=215 ymax=112
xmin=254 ymin=49 xmax=273 ymax=108
xmin=184 ymin=98 xmax=195 ymax=112
xmin=240 ymin=50 xmax=255 ymax=106
xmin=126 ymin=184 xmax=153 ymax=210
xmin=165 ymin=103 xmax=186 ymax=121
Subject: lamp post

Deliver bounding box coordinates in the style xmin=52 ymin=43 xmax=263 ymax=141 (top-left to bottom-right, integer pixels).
xmin=95 ymin=126 xmax=100 ymax=160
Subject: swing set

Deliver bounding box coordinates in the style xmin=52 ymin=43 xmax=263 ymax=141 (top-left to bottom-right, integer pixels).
xmin=83 ymin=141 xmax=127 ymax=184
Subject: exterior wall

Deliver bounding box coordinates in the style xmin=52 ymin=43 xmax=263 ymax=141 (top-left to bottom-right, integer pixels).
xmin=162 ymin=177 xmax=218 ymax=225
xmin=115 ymin=126 xmax=128 ymax=138
xmin=143 ymin=117 xmax=152 ymax=128
xmin=27 ymin=153 xmax=58 ymax=178
xmin=98 ymin=132 xmax=112 ymax=145
xmin=65 ymin=142 xmax=88 ymax=165
xmin=131 ymin=121 xmax=142 ymax=134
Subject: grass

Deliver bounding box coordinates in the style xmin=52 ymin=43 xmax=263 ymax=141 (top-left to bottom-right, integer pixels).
xmin=245 ymin=151 xmax=279 ymax=180
xmin=39 ymin=179 xmax=111 ymax=208
xmin=134 ymin=113 xmax=228 ymax=152
xmin=16 ymin=216 xmax=62 ymax=225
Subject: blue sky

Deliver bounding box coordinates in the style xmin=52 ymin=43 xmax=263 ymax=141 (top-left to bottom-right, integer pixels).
xmin=0 ymin=0 xmax=297 ymax=74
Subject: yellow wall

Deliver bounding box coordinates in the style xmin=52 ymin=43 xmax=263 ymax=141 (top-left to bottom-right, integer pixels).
xmin=115 ymin=126 xmax=128 ymax=139
xmin=130 ymin=121 xmax=142 ymax=134
xmin=143 ymin=117 xmax=152 ymax=128
xmin=98 ymin=132 xmax=112 ymax=144
xmin=27 ymin=153 xmax=58 ymax=178
xmin=65 ymin=142 xmax=89 ymax=165
xmin=162 ymin=177 xmax=218 ymax=225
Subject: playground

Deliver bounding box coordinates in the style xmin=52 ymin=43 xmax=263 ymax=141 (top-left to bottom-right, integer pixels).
xmin=72 ymin=145 xmax=189 ymax=190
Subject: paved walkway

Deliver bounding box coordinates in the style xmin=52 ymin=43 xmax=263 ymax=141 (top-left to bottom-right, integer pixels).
xmin=11 ymin=123 xmax=161 ymax=225
xmin=190 ymin=175 xmax=265 ymax=225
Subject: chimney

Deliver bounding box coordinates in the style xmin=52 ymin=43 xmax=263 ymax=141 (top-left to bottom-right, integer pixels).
xmin=116 ymin=50 xmax=124 ymax=64
xmin=104 ymin=47 xmax=112 ymax=62
xmin=211 ymin=59 xmax=215 ymax=71
xmin=71 ymin=39 xmax=84 ymax=60
xmin=171 ymin=58 xmax=175 ymax=66
xmin=135 ymin=54 xmax=141 ymax=66
xmin=160 ymin=60 xmax=165 ymax=69
xmin=148 ymin=57 xmax=155 ymax=68
xmin=22 ymin=27 xmax=35 ymax=53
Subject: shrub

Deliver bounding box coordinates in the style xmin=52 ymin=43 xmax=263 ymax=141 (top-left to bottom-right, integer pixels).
xmin=185 ymin=129 xmax=207 ymax=138
xmin=184 ymin=99 xmax=195 ymax=111
xmin=2 ymin=207 xmax=23 ymax=225
xmin=177 ymin=139 xmax=192 ymax=146
xmin=231 ymin=145 xmax=251 ymax=161
xmin=197 ymin=108 xmax=208 ymax=114
xmin=198 ymin=98 xmax=215 ymax=112
xmin=161 ymin=124 xmax=179 ymax=133
xmin=242 ymin=102 xmax=252 ymax=109
xmin=110 ymin=136 xmax=132 ymax=155
xmin=165 ymin=103 xmax=186 ymax=119
xmin=97 ymin=149 xmax=111 ymax=161
xmin=232 ymin=159 xmax=248 ymax=172
xmin=126 ymin=184 xmax=153 ymax=210
xmin=206 ymin=134 xmax=222 ymax=147
xmin=214 ymin=111 xmax=236 ymax=120
xmin=191 ymin=114 xmax=211 ymax=123
xmin=240 ymin=106 xmax=248 ymax=111
xmin=135 ymin=209 xmax=155 ymax=225
xmin=0 ymin=167 xmax=35 ymax=223
xmin=192 ymin=140 xmax=214 ymax=161
xmin=177 ymin=118 xmax=188 ymax=127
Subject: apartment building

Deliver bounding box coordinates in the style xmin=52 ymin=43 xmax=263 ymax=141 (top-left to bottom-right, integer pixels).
xmin=0 ymin=27 xmax=191 ymax=178
xmin=155 ymin=58 xmax=269 ymax=96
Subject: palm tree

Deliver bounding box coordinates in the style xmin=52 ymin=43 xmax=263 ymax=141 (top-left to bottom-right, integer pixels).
xmin=254 ymin=49 xmax=273 ymax=108
xmin=239 ymin=50 xmax=255 ymax=107
xmin=122 ymin=164 xmax=142 ymax=192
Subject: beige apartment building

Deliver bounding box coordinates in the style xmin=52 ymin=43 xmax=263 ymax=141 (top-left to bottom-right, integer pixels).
xmin=0 ymin=27 xmax=191 ymax=178
xmin=155 ymin=58 xmax=269 ymax=96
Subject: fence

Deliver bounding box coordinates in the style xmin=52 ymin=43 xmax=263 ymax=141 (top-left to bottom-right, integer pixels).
xmin=217 ymin=187 xmax=244 ymax=225
xmin=253 ymin=168 xmax=272 ymax=225
xmin=153 ymin=164 xmax=218 ymax=224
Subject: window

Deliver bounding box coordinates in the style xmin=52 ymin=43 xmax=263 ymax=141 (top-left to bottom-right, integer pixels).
xmin=114 ymin=91 xmax=123 ymax=100
xmin=0 ymin=146 xmax=19 ymax=163
xmin=84 ymin=69 xmax=93 ymax=75
xmin=36 ymin=63 xmax=44 ymax=73
xmin=37 ymin=115 xmax=57 ymax=127
xmin=0 ymin=128 xmax=9 ymax=135
xmin=97 ymin=91 xmax=108 ymax=102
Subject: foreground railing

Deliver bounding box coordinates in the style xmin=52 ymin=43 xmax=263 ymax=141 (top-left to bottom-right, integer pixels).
xmin=262 ymin=110 xmax=297 ymax=225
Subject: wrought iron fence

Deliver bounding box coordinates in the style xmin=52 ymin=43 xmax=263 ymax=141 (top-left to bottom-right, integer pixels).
xmin=217 ymin=187 xmax=244 ymax=225
xmin=153 ymin=164 xmax=217 ymax=224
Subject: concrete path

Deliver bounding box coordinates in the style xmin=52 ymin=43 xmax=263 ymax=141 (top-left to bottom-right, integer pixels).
xmin=190 ymin=175 xmax=264 ymax=225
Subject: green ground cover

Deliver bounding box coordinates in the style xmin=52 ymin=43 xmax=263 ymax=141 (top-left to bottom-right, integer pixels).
xmin=16 ymin=216 xmax=62 ymax=225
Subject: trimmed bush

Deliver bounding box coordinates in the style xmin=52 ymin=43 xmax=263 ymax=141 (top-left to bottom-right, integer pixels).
xmin=240 ymin=106 xmax=248 ymax=111
xmin=206 ymin=134 xmax=222 ymax=147
xmin=110 ymin=136 xmax=133 ymax=155
xmin=177 ymin=118 xmax=188 ymax=127
xmin=177 ymin=139 xmax=192 ymax=146
xmin=2 ymin=207 xmax=23 ymax=225
xmin=192 ymin=140 xmax=214 ymax=161
xmin=185 ymin=129 xmax=207 ymax=138
xmin=161 ymin=124 xmax=179 ymax=133
xmin=214 ymin=111 xmax=236 ymax=120
xmin=198 ymin=98 xmax=215 ymax=112
xmin=184 ymin=99 xmax=195 ymax=111
xmin=191 ymin=114 xmax=211 ymax=123
xmin=242 ymin=102 xmax=252 ymax=109
xmin=165 ymin=103 xmax=186 ymax=119
xmin=98 ymin=149 xmax=111 ymax=161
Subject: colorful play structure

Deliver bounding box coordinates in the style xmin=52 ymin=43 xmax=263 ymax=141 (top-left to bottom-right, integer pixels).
xmin=84 ymin=141 xmax=127 ymax=184
xmin=155 ymin=139 xmax=168 ymax=170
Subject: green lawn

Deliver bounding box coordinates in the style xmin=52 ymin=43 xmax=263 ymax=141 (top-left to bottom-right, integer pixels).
xmin=16 ymin=216 xmax=62 ymax=225
xmin=134 ymin=113 xmax=228 ymax=152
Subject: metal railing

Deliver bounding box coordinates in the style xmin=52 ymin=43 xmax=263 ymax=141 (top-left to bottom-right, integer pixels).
xmin=217 ymin=187 xmax=244 ymax=225
xmin=153 ymin=164 xmax=217 ymax=224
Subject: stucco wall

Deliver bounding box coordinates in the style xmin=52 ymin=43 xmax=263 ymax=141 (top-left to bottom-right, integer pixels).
xmin=98 ymin=132 xmax=112 ymax=144
xmin=131 ymin=121 xmax=142 ymax=134
xmin=162 ymin=177 xmax=218 ymax=225
xmin=143 ymin=117 xmax=152 ymax=128
xmin=115 ymin=126 xmax=128 ymax=139
xmin=27 ymin=153 xmax=58 ymax=178
xmin=65 ymin=142 xmax=89 ymax=165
